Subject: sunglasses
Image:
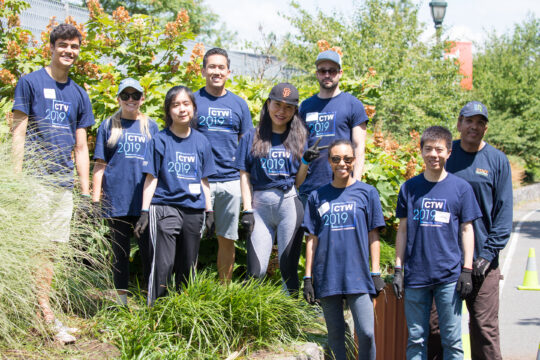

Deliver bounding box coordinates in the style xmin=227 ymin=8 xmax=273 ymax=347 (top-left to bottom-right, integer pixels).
xmin=119 ymin=91 xmax=143 ymax=101
xmin=316 ymin=68 xmax=339 ymax=76
xmin=330 ymin=155 xmax=355 ymax=164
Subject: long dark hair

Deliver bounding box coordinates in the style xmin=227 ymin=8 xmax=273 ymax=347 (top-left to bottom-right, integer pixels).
xmin=251 ymin=99 xmax=307 ymax=160
xmin=163 ymin=85 xmax=197 ymax=127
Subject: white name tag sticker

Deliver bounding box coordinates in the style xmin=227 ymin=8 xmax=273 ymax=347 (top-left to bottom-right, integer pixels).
xmin=44 ymin=88 xmax=56 ymax=99
xmin=318 ymin=202 xmax=330 ymax=217
xmin=434 ymin=211 xmax=450 ymax=223
xmin=188 ymin=183 xmax=201 ymax=194
xmin=306 ymin=112 xmax=319 ymax=122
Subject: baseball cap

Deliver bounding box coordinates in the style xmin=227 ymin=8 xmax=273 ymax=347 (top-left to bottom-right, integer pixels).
xmin=315 ymin=50 xmax=342 ymax=68
xmin=268 ymin=83 xmax=299 ymax=106
xmin=459 ymin=101 xmax=488 ymax=121
xmin=117 ymin=78 xmax=143 ymax=95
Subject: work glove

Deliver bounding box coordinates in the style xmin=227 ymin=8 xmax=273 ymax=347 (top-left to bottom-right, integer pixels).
xmin=205 ymin=210 xmax=215 ymax=235
xmin=77 ymin=194 xmax=92 ymax=217
xmin=456 ymin=268 xmax=473 ymax=299
xmin=91 ymin=201 xmax=102 ymax=219
xmin=302 ymin=138 xmax=328 ymax=163
xmin=241 ymin=211 xmax=255 ymax=233
xmin=134 ymin=211 xmax=149 ymax=239
xmin=393 ymin=268 xmax=404 ymax=300
xmin=371 ymin=274 xmax=386 ymax=297
xmin=472 ymin=256 xmax=490 ymax=278
xmin=303 ymin=277 xmax=316 ymax=304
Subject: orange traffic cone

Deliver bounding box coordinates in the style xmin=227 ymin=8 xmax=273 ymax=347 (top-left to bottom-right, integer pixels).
xmin=517 ymin=248 xmax=540 ymax=291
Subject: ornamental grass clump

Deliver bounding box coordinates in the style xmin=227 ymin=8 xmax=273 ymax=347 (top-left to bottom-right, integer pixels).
xmin=0 ymin=143 xmax=112 ymax=346
xmin=97 ymin=273 xmax=320 ymax=359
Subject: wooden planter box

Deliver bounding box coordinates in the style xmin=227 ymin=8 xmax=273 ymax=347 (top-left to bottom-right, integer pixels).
xmin=355 ymin=284 xmax=408 ymax=359
xmin=373 ymin=284 xmax=407 ymax=360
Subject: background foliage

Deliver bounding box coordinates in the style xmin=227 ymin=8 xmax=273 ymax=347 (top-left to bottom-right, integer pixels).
xmin=471 ymin=15 xmax=540 ymax=179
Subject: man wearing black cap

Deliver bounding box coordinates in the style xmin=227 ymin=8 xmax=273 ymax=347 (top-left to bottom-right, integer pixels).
xmin=430 ymin=101 xmax=513 ymax=360
xmin=298 ymin=50 xmax=369 ymax=202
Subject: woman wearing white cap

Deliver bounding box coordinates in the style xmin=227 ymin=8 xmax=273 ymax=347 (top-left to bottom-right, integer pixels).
xmin=92 ymin=78 xmax=158 ymax=305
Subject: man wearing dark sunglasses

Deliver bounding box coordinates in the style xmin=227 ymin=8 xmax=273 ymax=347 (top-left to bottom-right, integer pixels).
xmin=298 ymin=50 xmax=369 ymax=204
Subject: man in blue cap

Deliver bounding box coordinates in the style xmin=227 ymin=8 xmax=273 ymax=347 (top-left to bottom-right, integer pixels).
xmin=298 ymin=50 xmax=369 ymax=203
xmin=430 ymin=101 xmax=513 ymax=360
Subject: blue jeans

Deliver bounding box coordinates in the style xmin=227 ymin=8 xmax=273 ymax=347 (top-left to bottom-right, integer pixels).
xmin=404 ymin=282 xmax=463 ymax=360
xmin=320 ymin=294 xmax=375 ymax=360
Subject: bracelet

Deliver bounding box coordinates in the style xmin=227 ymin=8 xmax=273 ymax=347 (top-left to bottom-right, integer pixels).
xmin=370 ymin=272 xmax=381 ymax=276
xmin=205 ymin=210 xmax=214 ymax=213
xmin=303 ymin=276 xmax=311 ymax=280
xmin=81 ymin=194 xmax=91 ymax=198
xmin=301 ymin=157 xmax=310 ymax=165
xmin=141 ymin=209 xmax=149 ymax=212
xmin=243 ymin=210 xmax=254 ymax=214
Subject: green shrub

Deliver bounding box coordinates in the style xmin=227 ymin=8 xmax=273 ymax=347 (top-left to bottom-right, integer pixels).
xmin=95 ymin=272 xmax=320 ymax=359
xmin=0 ymin=143 xmax=112 ymax=346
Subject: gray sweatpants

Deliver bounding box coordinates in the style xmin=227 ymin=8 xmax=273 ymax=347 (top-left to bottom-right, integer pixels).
xmin=248 ymin=187 xmax=303 ymax=294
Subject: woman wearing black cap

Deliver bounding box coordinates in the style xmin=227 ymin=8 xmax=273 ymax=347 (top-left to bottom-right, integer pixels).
xmin=234 ymin=83 xmax=317 ymax=294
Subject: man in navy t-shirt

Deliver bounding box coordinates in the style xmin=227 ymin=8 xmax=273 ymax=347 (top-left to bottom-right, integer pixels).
xmin=11 ymin=24 xmax=95 ymax=344
xmin=193 ymin=48 xmax=253 ymax=282
xmin=429 ymin=102 xmax=513 ymax=360
xmin=393 ymin=126 xmax=481 ymax=359
xmin=298 ymin=50 xmax=369 ymax=200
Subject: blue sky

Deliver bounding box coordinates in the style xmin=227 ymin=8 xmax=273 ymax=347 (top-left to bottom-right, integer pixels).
xmin=206 ymin=0 xmax=539 ymax=50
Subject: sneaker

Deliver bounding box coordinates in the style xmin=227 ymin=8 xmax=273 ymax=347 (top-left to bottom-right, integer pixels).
xmin=53 ymin=319 xmax=79 ymax=334
xmin=54 ymin=330 xmax=76 ymax=345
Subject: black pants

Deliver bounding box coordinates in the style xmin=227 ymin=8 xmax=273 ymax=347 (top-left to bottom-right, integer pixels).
xmin=147 ymin=204 xmax=204 ymax=306
xmin=107 ymin=216 xmax=152 ymax=291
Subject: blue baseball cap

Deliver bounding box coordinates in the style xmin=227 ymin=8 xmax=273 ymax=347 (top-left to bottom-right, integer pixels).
xmin=459 ymin=101 xmax=488 ymax=121
xmin=315 ymin=50 xmax=342 ymax=68
xmin=117 ymin=78 xmax=143 ymax=96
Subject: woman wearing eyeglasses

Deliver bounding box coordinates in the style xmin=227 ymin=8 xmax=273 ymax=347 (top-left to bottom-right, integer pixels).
xmin=302 ymin=139 xmax=386 ymax=360
xmin=234 ymin=83 xmax=315 ymax=295
xmin=92 ymin=78 xmax=158 ymax=305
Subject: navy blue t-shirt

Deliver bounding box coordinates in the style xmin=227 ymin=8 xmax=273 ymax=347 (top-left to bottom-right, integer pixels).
xmin=94 ymin=118 xmax=159 ymax=217
xmin=303 ymin=181 xmax=385 ymax=298
xmin=194 ymin=88 xmax=253 ymax=182
xmin=446 ymin=141 xmax=513 ymax=267
xmin=234 ymin=129 xmax=301 ymax=191
xmin=299 ymin=92 xmax=368 ymax=195
xmin=12 ymin=68 xmax=95 ymax=188
xmin=142 ymin=128 xmax=216 ymax=209
xmin=395 ymin=173 xmax=482 ymax=288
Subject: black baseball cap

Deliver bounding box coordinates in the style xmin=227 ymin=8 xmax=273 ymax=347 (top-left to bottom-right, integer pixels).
xmin=268 ymin=82 xmax=299 ymax=106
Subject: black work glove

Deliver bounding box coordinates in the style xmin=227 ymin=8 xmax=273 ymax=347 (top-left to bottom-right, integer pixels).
xmin=456 ymin=268 xmax=473 ymax=299
xmin=472 ymin=256 xmax=490 ymax=278
xmin=371 ymin=274 xmax=386 ymax=297
xmin=241 ymin=211 xmax=255 ymax=233
xmin=393 ymin=268 xmax=404 ymax=300
xmin=134 ymin=211 xmax=149 ymax=239
xmin=303 ymin=277 xmax=316 ymax=304
xmin=77 ymin=194 xmax=92 ymax=217
xmin=302 ymin=137 xmax=328 ymax=163
xmin=205 ymin=210 xmax=215 ymax=235
xmin=91 ymin=201 xmax=102 ymax=219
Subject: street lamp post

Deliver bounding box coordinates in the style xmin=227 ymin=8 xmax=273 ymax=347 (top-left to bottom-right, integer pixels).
xmin=429 ymin=0 xmax=447 ymax=41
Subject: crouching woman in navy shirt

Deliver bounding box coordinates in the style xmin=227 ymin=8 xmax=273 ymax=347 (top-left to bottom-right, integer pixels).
xmin=234 ymin=83 xmax=308 ymax=294
xmin=303 ymin=140 xmax=386 ymax=360
xmin=134 ymin=86 xmax=216 ymax=306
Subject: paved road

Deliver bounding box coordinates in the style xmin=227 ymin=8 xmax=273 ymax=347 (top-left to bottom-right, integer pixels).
xmin=499 ymin=199 xmax=540 ymax=360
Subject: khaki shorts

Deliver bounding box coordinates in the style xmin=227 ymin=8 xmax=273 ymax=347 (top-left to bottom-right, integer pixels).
xmin=209 ymin=180 xmax=241 ymax=240
xmin=37 ymin=185 xmax=73 ymax=243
